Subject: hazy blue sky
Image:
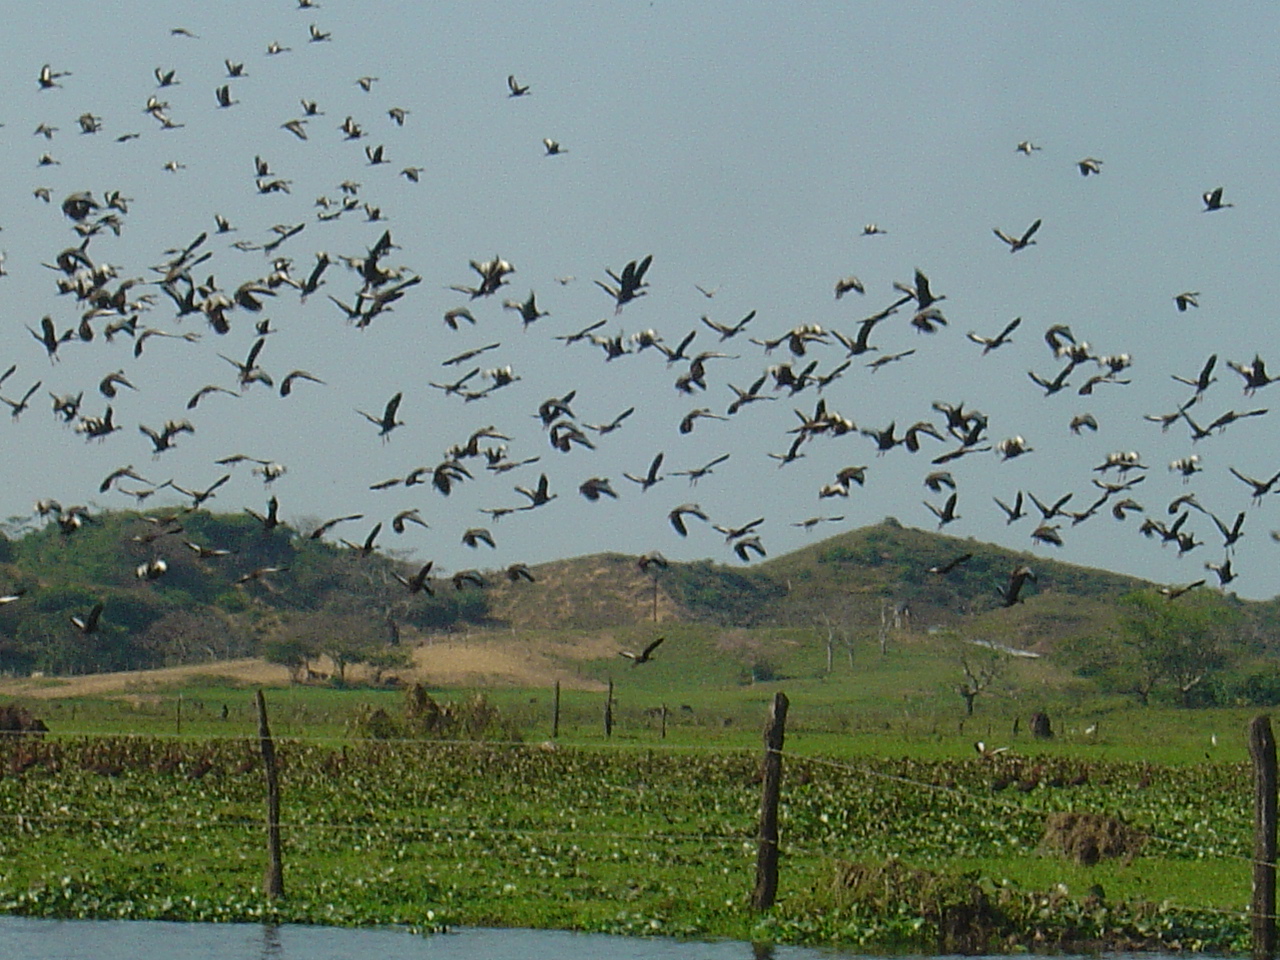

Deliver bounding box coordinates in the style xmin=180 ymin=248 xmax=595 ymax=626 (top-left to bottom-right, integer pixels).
xmin=3 ymin=2 xmax=1279 ymax=599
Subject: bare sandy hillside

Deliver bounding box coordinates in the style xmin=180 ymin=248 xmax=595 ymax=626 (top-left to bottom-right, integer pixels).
xmin=0 ymin=632 xmax=612 ymax=700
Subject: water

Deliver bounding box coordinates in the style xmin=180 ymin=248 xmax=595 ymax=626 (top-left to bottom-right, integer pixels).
xmin=0 ymin=917 xmax=1224 ymax=959
xmin=0 ymin=918 xmax=859 ymax=960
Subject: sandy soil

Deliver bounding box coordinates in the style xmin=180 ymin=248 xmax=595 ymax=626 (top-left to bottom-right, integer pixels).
xmin=0 ymin=632 xmax=614 ymax=700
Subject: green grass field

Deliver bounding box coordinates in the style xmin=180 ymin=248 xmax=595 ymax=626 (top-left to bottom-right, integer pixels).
xmin=0 ymin=620 xmax=1271 ymax=952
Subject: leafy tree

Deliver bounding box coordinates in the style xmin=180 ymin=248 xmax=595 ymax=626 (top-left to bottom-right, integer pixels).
xmin=261 ymin=636 xmax=320 ymax=683
xmin=1063 ymin=591 xmax=1237 ymax=705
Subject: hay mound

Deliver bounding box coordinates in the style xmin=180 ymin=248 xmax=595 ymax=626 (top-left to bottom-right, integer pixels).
xmin=1040 ymin=811 xmax=1143 ymax=865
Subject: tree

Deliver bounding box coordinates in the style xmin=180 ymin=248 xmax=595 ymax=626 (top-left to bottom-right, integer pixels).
xmin=1065 ymin=591 xmax=1236 ymax=706
xmin=262 ymin=636 xmax=320 ymax=683
xmin=957 ymin=651 xmax=1002 ymax=715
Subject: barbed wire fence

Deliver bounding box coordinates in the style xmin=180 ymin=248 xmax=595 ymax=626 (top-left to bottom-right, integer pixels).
xmin=0 ymin=689 xmax=1274 ymax=953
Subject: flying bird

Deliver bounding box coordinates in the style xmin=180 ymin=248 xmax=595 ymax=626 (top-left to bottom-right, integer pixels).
xmin=1202 ymin=187 xmax=1233 ymax=211
xmin=357 ymin=392 xmax=405 ymax=438
xmin=619 ymin=636 xmax=664 ymax=666
xmin=993 ymin=219 xmax=1041 ymax=252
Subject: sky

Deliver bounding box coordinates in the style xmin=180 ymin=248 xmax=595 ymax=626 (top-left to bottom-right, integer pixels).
xmin=2 ymin=1 xmax=1280 ymax=600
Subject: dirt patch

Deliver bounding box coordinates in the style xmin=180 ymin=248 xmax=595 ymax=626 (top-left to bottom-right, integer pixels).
xmin=0 ymin=632 xmax=613 ymax=700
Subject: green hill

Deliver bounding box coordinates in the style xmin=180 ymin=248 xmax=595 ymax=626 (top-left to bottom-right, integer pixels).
xmin=3 ymin=510 xmax=1279 ymax=711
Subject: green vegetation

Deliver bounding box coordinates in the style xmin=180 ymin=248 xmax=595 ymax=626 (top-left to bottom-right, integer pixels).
xmin=1 ymin=512 xmax=1279 ymax=950
xmin=0 ymin=724 xmax=1259 ymax=952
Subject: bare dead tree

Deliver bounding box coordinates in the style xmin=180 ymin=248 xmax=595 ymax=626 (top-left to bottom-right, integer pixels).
xmin=958 ymin=654 xmax=1002 ymax=716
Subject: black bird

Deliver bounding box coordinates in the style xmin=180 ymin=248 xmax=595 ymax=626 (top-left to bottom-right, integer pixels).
xmin=967 ymin=317 xmax=1021 ymax=354
xmin=924 ymin=492 xmax=960 ymax=528
xmin=929 ymin=553 xmax=972 ymax=575
xmin=1210 ymin=511 xmax=1246 ymax=550
xmin=1229 ymin=466 xmax=1280 ymax=504
xmin=596 ymin=255 xmax=653 ymax=312
xmin=309 ymin=514 xmax=363 ymax=540
xmin=341 ymin=523 xmax=383 ymax=557
xmin=623 ymin=452 xmax=665 ymax=491
xmin=1202 ymin=187 xmax=1233 ymax=211
xmin=999 ymin=566 xmax=1036 ymax=606
xmin=619 ymin=636 xmax=664 ymax=666
xmin=394 ymin=562 xmax=434 ymax=594
xmin=514 ymin=473 xmax=556 ymax=508
xmin=71 ymin=601 xmax=104 ymax=634
xmin=245 ymin=496 xmax=281 ymax=532
xmin=994 ymin=491 xmax=1025 ymax=524
xmin=668 ymin=503 xmax=708 ymax=537
xmin=993 ymin=219 xmax=1041 ymax=252
xmin=358 ymin=392 xmax=404 ymax=438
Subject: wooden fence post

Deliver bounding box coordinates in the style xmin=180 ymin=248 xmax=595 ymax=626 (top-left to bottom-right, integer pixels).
xmin=175 ymin=694 xmax=182 ymax=736
xmin=752 ymin=691 xmax=789 ymax=912
xmin=256 ymin=689 xmax=284 ymax=900
xmin=604 ymin=679 xmax=613 ymax=738
xmin=552 ymin=680 xmax=561 ymax=739
xmin=660 ymin=703 xmax=667 ymax=740
xmin=1251 ymin=715 xmax=1277 ymax=960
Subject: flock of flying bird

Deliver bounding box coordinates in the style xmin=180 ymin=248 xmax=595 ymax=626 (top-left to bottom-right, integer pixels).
xmin=0 ymin=5 xmax=1276 ymax=661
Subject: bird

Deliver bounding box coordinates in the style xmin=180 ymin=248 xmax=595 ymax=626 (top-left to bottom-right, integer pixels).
xmin=280 ymin=371 xmax=324 ymax=397
xmin=357 ymin=392 xmax=405 ymax=438
xmin=670 ymin=453 xmax=730 ymax=485
xmin=834 ymin=276 xmax=864 ymax=298
xmin=578 ymin=477 xmax=618 ymax=501
xmin=1229 ymin=466 xmax=1280 ymax=504
xmin=701 ymin=311 xmax=757 ymax=341
xmin=619 ymin=636 xmax=664 ymax=666
xmin=668 ymin=504 xmax=708 ymax=537
xmin=623 ymin=452 xmax=665 ymax=491
xmin=70 ymin=602 xmax=104 ymax=633
xmin=1031 ymin=523 xmax=1063 ymax=547
xmin=967 ymin=317 xmax=1021 ymax=354
xmin=1227 ymin=356 xmax=1275 ymax=394
xmin=1202 ymin=187 xmax=1233 ymax=211
xmin=542 ymin=138 xmax=565 ymax=156
xmin=1174 ymin=291 xmax=1199 ymax=312
xmin=507 ymin=75 xmax=530 ymax=97
xmin=393 ymin=562 xmax=434 ymax=595
xmin=994 ymin=491 xmax=1026 ymax=524
xmin=999 ymin=566 xmax=1036 ymax=606
xmin=993 ymin=219 xmax=1041 ymax=252
xmin=236 ymin=566 xmax=289 ymax=586
xmin=1077 ymin=157 xmax=1103 ymax=175
xmin=37 ymin=64 xmax=70 ymax=90
xmin=506 ymin=563 xmax=535 ymax=583
xmin=135 ymin=559 xmax=168 ymax=581
xmin=1159 ymin=579 xmax=1206 ymax=600
xmin=929 ymin=553 xmax=972 ymax=575
xmin=503 ymin=290 xmax=548 ymax=327
xmin=596 ymin=255 xmax=653 ymax=312
xmin=514 ymin=474 xmax=556 ymax=508
xmin=924 ymin=492 xmax=960 ymax=528
xmin=733 ymin=536 xmax=767 ymax=561
xmin=245 ymin=496 xmax=281 ymax=533
xmin=1 ymin=381 xmax=42 ymax=419
xmin=1069 ymin=413 xmax=1099 ymax=434
xmin=309 ymin=514 xmax=363 ymax=540
xmin=462 ymin=528 xmax=496 ymax=549
xmin=391 ymin=509 xmax=429 ymax=534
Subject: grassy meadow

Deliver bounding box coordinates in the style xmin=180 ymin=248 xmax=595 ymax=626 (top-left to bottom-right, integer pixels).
xmin=0 ymin=621 xmax=1269 ymax=953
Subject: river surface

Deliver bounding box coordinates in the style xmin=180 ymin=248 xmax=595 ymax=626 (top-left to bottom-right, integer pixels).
xmin=0 ymin=918 xmax=862 ymax=959
xmin=0 ymin=917 xmax=1224 ymax=959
